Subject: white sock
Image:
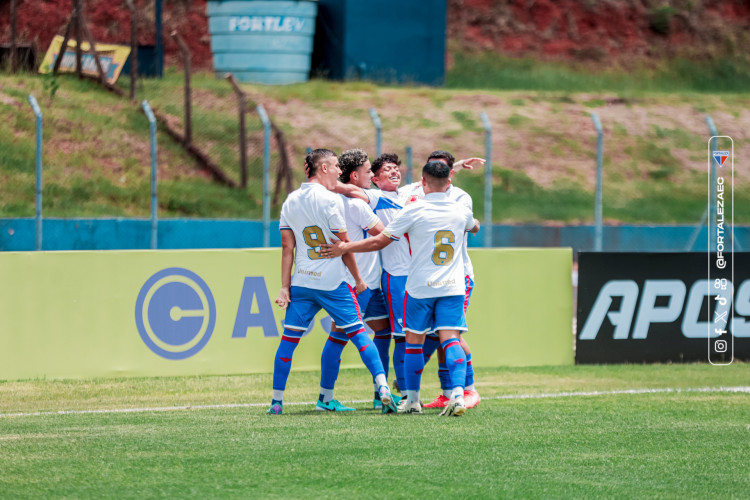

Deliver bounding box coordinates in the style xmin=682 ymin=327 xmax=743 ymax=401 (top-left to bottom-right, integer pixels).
xmin=374 ymin=374 xmax=387 ymax=389
xmin=443 ymin=389 xmax=452 ymax=398
xmin=272 ymin=389 xmax=284 ymax=402
xmin=409 ymin=390 xmax=420 ymax=405
xmin=451 ymin=387 xmax=464 ymax=400
xmin=465 ymin=384 xmax=476 ymax=392
xmin=319 ymin=387 xmax=334 ymax=403
xmin=404 ymin=389 xmax=413 ymax=403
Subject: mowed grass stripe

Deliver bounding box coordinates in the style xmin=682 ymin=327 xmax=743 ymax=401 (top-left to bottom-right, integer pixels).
xmin=1 ymin=385 xmax=748 ymax=419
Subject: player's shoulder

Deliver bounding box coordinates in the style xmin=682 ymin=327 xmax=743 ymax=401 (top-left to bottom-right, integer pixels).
xmin=314 ymin=185 xmax=341 ymax=203
xmin=281 ymin=185 xmax=304 ymax=207
xmin=343 ymin=195 xmax=369 ymax=208
xmin=398 ymin=197 xmax=426 ymax=217
xmin=363 ymin=187 xmax=381 ymax=201
xmin=399 ymin=182 xmax=421 ymax=194
xmin=449 ymin=184 xmax=471 ymax=199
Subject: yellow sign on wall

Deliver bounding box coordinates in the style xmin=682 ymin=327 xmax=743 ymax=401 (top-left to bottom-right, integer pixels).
xmin=39 ymin=35 xmax=131 ymax=85
xmin=0 ymin=248 xmax=573 ymax=380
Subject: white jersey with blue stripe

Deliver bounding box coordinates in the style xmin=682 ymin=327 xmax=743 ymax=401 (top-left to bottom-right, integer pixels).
xmin=279 ymin=183 xmax=349 ymax=291
xmin=401 ymin=182 xmax=475 ymax=280
xmin=341 ymin=195 xmax=382 ymax=289
xmin=383 ymin=192 xmax=475 ymax=299
xmin=365 ymin=187 xmax=416 ymax=277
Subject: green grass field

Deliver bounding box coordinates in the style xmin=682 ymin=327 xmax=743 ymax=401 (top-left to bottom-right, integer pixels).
xmin=1 ymin=364 xmax=748 ymax=499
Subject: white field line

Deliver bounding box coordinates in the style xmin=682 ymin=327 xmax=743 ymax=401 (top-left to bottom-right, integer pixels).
xmin=0 ymin=386 xmax=748 ymax=419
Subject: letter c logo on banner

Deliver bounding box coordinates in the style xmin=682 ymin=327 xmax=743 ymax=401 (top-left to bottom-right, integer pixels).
xmin=135 ymin=268 xmax=216 ymax=360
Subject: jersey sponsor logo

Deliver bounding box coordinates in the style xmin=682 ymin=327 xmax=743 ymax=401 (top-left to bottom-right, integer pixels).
xmin=296 ymin=268 xmax=323 ymax=278
xmin=135 ymin=268 xmax=216 ymax=360
xmin=427 ymin=278 xmax=457 ymax=287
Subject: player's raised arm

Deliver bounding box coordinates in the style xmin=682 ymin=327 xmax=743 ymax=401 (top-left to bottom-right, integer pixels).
xmin=332 ymin=181 xmax=369 ymax=202
xmin=276 ymin=229 xmax=295 ymax=309
xmin=321 ymin=232 xmax=392 ymax=258
xmin=453 ymin=158 xmax=485 ymax=172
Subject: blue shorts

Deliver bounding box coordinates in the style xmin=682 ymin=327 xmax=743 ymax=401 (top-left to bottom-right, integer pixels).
xmin=403 ymin=294 xmax=467 ymax=335
xmin=427 ymin=276 xmax=474 ymax=338
xmin=358 ymin=287 xmax=389 ymax=323
xmin=381 ymin=271 xmax=407 ymax=337
xmin=284 ymin=283 xmax=364 ymax=335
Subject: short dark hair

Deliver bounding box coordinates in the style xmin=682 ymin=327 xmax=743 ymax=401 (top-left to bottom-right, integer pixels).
xmin=339 ymin=148 xmax=369 ymax=183
xmin=427 ymin=150 xmax=455 ymax=169
xmin=304 ymin=148 xmax=337 ymax=179
xmin=371 ymin=153 xmax=401 ymax=176
xmin=422 ymin=160 xmax=451 ymax=180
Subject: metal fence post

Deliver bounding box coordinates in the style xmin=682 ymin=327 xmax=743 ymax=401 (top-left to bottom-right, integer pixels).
xmin=706 ymin=115 xmax=719 ymax=252
xmin=369 ymin=108 xmax=382 ymax=157
xmin=590 ymin=113 xmax=604 ymax=252
xmin=405 ymin=146 xmax=413 ymax=184
xmin=226 ymin=74 xmax=248 ymax=188
xmin=171 ymin=31 xmax=192 ymax=147
xmin=257 ymin=104 xmax=271 ymax=248
xmin=28 ymin=95 xmax=43 ymax=251
xmin=479 ymin=112 xmax=492 ymax=248
xmin=141 ymin=100 xmax=158 ymax=250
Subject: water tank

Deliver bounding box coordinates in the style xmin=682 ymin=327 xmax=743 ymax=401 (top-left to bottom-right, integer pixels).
xmin=207 ymin=0 xmax=318 ymax=84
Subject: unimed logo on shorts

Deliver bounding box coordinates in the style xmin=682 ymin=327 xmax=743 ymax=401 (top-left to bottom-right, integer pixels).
xmin=135 ymin=268 xmax=216 ymax=360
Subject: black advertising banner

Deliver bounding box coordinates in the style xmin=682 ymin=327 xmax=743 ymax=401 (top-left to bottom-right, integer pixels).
xmin=576 ymin=252 xmax=749 ymax=363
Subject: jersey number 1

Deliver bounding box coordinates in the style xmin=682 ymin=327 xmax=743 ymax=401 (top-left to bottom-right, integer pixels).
xmin=432 ymin=230 xmax=455 ymax=266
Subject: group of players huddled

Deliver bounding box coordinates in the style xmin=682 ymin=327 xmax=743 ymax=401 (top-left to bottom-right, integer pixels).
xmin=268 ymin=147 xmax=484 ymax=417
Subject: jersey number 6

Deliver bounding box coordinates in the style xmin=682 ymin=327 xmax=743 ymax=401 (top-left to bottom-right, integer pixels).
xmin=432 ymin=230 xmax=455 ymax=266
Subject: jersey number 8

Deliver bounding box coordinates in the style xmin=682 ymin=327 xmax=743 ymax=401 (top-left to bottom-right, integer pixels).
xmin=432 ymin=230 xmax=455 ymax=266
xmin=303 ymin=226 xmax=326 ymax=260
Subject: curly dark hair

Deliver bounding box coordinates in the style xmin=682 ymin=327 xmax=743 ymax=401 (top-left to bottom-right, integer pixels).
xmin=427 ymin=150 xmax=455 ymax=169
xmin=338 ymin=148 xmax=369 ymax=183
xmin=304 ymin=148 xmax=337 ymax=179
xmin=371 ymin=153 xmax=401 ymax=176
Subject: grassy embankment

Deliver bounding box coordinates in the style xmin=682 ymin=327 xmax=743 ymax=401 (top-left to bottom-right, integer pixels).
xmin=1 ymin=56 xmax=748 ymax=223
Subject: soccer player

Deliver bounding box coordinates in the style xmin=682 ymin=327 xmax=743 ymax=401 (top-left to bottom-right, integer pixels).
xmin=334 ymin=153 xmax=413 ymax=400
xmin=267 ymin=148 xmax=396 ymax=415
xmin=321 ymin=148 xmax=394 ymax=410
xmin=334 ymin=153 xmax=482 ymax=409
xmin=322 ymin=160 xmax=480 ymax=417
xmin=418 ymin=151 xmax=483 ymax=410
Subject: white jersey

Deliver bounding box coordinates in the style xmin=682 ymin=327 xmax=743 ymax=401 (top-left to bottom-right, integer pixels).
xmin=341 ymin=195 xmax=382 ymax=289
xmin=364 ymin=187 xmax=416 ymax=277
xmin=383 ymin=192 xmax=475 ymax=299
xmin=279 ymin=183 xmax=349 ymax=291
xmin=398 ymin=182 xmax=475 ymax=279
